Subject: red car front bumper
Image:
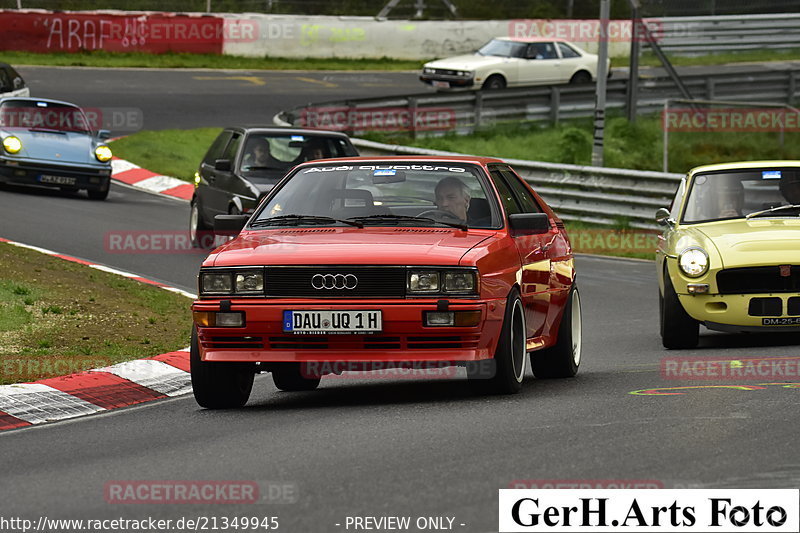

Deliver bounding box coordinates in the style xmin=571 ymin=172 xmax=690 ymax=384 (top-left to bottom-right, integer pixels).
xmin=192 ymin=299 xmax=506 ymax=363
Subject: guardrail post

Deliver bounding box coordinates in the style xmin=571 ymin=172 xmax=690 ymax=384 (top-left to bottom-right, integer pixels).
xmin=550 ymin=86 xmax=560 ymax=125
xmin=474 ymin=91 xmax=483 ymax=130
xmin=788 ymin=71 xmax=797 ymax=105
xmin=408 ymin=97 xmax=418 ymax=139
xmin=705 ymin=78 xmax=715 ymax=100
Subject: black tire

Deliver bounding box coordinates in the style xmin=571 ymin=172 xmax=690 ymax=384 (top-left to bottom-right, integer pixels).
xmin=569 ymin=71 xmax=592 ymax=84
xmin=272 ymin=363 xmax=321 ymax=392
xmin=531 ymin=285 xmax=582 ymax=379
xmin=660 ymin=269 xmax=699 ymax=349
xmin=482 ymin=75 xmax=506 ymax=91
xmin=190 ymin=327 xmax=256 ymax=409
xmin=87 ymin=187 xmax=109 ymax=200
xmin=190 ymin=199 xmax=212 ymax=248
xmin=467 ymin=289 xmax=526 ymax=394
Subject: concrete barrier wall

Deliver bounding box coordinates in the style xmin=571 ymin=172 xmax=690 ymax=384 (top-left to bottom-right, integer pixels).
xmin=0 ymin=10 xmax=632 ymax=59
xmin=220 ymin=14 xmax=632 ymax=59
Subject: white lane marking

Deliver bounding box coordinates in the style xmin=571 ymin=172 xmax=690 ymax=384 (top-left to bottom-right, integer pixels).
xmin=134 ymin=175 xmax=189 ymax=193
xmin=0 ymin=383 xmax=104 ymax=424
xmin=101 ymin=360 xmax=192 ymax=397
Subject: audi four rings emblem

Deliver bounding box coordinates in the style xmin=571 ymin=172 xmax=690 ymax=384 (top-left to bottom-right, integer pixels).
xmin=311 ymin=273 xmax=358 ymax=290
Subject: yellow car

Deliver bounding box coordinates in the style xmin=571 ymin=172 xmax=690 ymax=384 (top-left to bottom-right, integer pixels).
xmin=656 ymin=161 xmax=800 ymax=349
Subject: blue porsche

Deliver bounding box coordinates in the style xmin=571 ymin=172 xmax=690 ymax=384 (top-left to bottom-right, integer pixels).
xmin=0 ymin=97 xmax=113 ymax=200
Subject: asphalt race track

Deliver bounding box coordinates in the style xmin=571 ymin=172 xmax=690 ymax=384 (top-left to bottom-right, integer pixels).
xmin=2 ymin=67 xmax=800 ymax=532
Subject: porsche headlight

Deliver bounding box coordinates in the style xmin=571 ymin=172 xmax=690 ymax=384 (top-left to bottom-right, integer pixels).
xmin=3 ymin=136 xmax=22 ymax=154
xmin=94 ymin=145 xmax=112 ymax=162
xmin=678 ymin=247 xmax=709 ymax=278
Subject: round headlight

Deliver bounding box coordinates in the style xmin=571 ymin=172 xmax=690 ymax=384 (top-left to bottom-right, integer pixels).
xmin=95 ymin=145 xmax=112 ymax=162
xmin=3 ymin=136 xmax=22 ymax=154
xmin=678 ymin=247 xmax=709 ymax=278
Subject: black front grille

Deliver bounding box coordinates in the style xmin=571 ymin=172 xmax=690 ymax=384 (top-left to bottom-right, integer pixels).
xmin=748 ymin=298 xmax=782 ymax=317
xmin=265 ymin=266 xmax=406 ymax=298
xmin=789 ymin=297 xmax=800 ymax=316
xmin=716 ymin=266 xmax=800 ymax=294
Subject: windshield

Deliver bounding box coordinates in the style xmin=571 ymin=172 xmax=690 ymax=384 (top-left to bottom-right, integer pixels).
xmin=477 ymin=39 xmax=526 ymax=58
xmin=0 ymin=100 xmax=91 ymax=133
xmin=681 ymin=169 xmax=800 ymax=223
xmin=251 ymin=163 xmax=498 ymax=229
xmin=239 ymin=134 xmax=354 ymax=181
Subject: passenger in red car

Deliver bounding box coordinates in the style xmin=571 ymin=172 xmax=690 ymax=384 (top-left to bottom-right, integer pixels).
xmin=434 ymin=177 xmax=471 ymax=222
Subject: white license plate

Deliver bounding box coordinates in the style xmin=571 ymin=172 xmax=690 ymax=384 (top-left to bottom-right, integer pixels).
xmin=762 ymin=317 xmax=800 ymax=326
xmin=432 ymin=80 xmax=450 ymax=88
xmin=283 ymin=310 xmax=382 ymax=334
xmin=39 ymin=174 xmax=76 ymax=185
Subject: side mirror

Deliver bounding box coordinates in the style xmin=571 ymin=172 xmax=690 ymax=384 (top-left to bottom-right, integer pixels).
xmin=655 ymin=207 xmax=675 ymax=227
xmin=214 ymin=214 xmax=249 ymax=236
xmin=509 ymin=212 xmax=550 ymax=235
xmin=214 ymin=159 xmax=232 ymax=172
xmin=97 ymin=129 xmax=111 ymax=140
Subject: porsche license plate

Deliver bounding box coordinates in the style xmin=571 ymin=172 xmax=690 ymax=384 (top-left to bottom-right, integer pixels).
xmin=39 ymin=174 xmax=76 ymax=186
xmin=762 ymin=317 xmax=800 ymax=326
xmin=283 ymin=310 xmax=382 ymax=334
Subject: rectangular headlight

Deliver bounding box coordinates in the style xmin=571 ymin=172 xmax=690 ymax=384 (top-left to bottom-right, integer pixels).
xmin=443 ymin=271 xmax=477 ymax=294
xmin=201 ymin=272 xmax=233 ymax=295
xmin=408 ymin=270 xmax=440 ymax=293
xmin=235 ymin=270 xmax=264 ymax=294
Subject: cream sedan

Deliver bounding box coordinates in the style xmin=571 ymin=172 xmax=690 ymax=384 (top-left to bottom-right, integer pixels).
xmin=420 ymin=37 xmax=606 ymax=91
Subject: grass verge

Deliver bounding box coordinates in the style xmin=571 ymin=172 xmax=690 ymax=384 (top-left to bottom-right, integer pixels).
xmin=364 ymin=113 xmax=800 ymax=172
xmin=110 ymin=127 xmax=222 ymax=181
xmin=0 ymin=241 xmax=192 ymax=385
xmin=2 ymin=50 xmax=423 ymax=71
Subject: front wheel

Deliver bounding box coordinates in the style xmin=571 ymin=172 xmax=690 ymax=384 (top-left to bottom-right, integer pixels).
xmin=467 ymin=289 xmax=526 ymax=394
xmin=481 ymin=75 xmax=506 ymax=91
xmin=190 ymin=327 xmax=255 ymax=409
xmin=190 ymin=200 xmax=212 ymax=248
xmin=531 ymin=285 xmax=582 ymax=378
xmin=660 ymin=271 xmax=699 ymax=349
xmin=272 ymin=363 xmax=321 ymax=392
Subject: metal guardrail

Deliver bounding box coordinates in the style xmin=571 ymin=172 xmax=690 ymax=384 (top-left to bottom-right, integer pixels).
xmin=350 ymin=139 xmax=683 ymax=229
xmin=279 ymin=65 xmax=800 ymax=137
xmin=656 ymin=14 xmax=800 ymax=54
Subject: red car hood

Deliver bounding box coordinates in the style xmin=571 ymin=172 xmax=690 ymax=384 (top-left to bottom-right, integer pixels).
xmin=205 ymin=227 xmax=495 ymax=266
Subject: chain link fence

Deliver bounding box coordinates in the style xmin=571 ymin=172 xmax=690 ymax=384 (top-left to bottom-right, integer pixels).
xmin=4 ymin=0 xmax=800 ymax=18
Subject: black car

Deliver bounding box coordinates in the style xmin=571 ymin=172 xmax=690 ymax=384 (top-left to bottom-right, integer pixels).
xmin=0 ymin=64 xmax=29 ymax=99
xmin=190 ymin=126 xmax=358 ymax=247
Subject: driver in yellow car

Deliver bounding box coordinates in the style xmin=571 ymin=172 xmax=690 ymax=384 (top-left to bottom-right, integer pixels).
xmin=434 ymin=177 xmax=471 ymax=222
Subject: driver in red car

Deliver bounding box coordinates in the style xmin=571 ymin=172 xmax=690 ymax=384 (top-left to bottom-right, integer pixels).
xmin=434 ymin=177 xmax=471 ymax=222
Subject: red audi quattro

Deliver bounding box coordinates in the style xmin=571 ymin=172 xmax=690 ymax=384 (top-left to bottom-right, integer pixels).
xmin=191 ymin=157 xmax=581 ymax=408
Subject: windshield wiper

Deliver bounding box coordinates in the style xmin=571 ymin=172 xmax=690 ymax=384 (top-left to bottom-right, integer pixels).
xmin=745 ymin=204 xmax=800 ymax=219
xmin=250 ymin=214 xmax=363 ymax=228
xmin=350 ymin=214 xmax=467 ymax=231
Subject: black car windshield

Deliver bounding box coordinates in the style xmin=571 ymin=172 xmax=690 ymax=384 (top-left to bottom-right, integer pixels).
xmin=681 ymin=168 xmax=800 ymax=223
xmin=477 ymin=39 xmax=526 ymax=58
xmin=239 ymin=134 xmax=353 ymax=178
xmin=251 ymin=163 xmax=498 ymax=229
xmin=0 ymin=100 xmax=92 ymax=133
